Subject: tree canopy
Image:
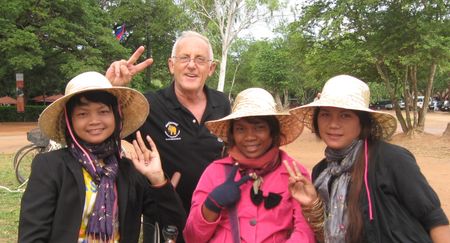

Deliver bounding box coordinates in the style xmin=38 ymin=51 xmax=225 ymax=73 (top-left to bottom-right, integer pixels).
xmin=1 ymin=0 xmax=449 ymax=135
xmin=0 ymin=0 xmax=190 ymax=99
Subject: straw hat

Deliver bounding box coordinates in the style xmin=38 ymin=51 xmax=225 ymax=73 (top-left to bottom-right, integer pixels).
xmin=39 ymin=71 xmax=149 ymax=144
xmin=290 ymin=75 xmax=397 ymax=139
xmin=205 ymin=88 xmax=304 ymax=146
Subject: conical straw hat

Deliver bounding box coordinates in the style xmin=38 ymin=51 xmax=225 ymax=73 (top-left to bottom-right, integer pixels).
xmin=290 ymin=75 xmax=397 ymax=139
xmin=206 ymin=88 xmax=304 ymax=146
xmin=39 ymin=71 xmax=149 ymax=144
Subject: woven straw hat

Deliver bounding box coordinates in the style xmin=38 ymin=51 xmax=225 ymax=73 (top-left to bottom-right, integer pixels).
xmin=39 ymin=71 xmax=149 ymax=144
xmin=205 ymin=88 xmax=304 ymax=146
xmin=290 ymin=75 xmax=397 ymax=139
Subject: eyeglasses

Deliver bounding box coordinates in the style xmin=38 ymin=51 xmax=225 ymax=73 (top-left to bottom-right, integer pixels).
xmin=172 ymin=56 xmax=212 ymax=65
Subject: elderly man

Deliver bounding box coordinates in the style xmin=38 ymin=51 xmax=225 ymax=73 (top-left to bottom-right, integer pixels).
xmin=107 ymin=31 xmax=230 ymax=242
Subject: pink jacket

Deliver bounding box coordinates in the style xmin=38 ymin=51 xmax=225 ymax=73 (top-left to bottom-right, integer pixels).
xmin=183 ymin=150 xmax=316 ymax=243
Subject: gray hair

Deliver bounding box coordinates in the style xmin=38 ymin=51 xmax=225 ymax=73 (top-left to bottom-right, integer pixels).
xmin=171 ymin=31 xmax=214 ymax=60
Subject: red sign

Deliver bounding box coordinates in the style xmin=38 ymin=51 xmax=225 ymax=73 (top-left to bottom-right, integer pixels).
xmin=16 ymin=73 xmax=25 ymax=113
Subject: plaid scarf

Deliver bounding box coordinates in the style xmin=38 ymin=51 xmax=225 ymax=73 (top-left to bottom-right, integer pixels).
xmin=69 ymin=137 xmax=119 ymax=241
xmin=314 ymin=140 xmax=362 ymax=243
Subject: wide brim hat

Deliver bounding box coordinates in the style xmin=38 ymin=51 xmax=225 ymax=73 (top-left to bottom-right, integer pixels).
xmin=290 ymin=75 xmax=397 ymax=139
xmin=205 ymin=88 xmax=304 ymax=146
xmin=39 ymin=71 xmax=149 ymax=145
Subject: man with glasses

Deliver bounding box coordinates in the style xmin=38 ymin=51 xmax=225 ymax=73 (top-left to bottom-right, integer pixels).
xmin=106 ymin=31 xmax=230 ymax=242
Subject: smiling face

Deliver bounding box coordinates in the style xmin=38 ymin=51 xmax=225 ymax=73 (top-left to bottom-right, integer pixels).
xmin=317 ymin=107 xmax=361 ymax=150
xmin=168 ymin=36 xmax=216 ymax=94
xmin=231 ymin=117 xmax=273 ymax=159
xmin=70 ymin=97 xmax=116 ymax=145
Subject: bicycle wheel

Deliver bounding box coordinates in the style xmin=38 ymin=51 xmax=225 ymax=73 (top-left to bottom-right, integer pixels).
xmin=14 ymin=145 xmax=44 ymax=184
xmin=13 ymin=144 xmax=35 ymax=170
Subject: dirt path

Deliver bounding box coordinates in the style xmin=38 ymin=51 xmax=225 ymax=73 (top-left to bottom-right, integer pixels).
xmin=0 ymin=122 xmax=38 ymax=154
xmin=1 ymin=111 xmax=449 ymax=217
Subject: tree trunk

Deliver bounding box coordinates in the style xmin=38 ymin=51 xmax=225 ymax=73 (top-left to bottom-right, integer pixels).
xmin=376 ymin=60 xmax=413 ymax=135
xmin=228 ymin=62 xmax=240 ymax=101
xmin=216 ymin=0 xmax=238 ymax=92
xmin=410 ymin=65 xmax=419 ymax=129
xmin=217 ymin=48 xmax=228 ymax=92
xmin=403 ymin=67 xmax=412 ymax=131
xmin=283 ymin=89 xmax=289 ymax=109
xmin=274 ymin=92 xmax=283 ymax=109
xmin=417 ymin=62 xmax=436 ymax=131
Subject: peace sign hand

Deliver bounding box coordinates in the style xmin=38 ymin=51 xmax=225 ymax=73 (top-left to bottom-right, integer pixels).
xmin=204 ymin=163 xmax=252 ymax=213
xmin=283 ymin=160 xmax=318 ymax=207
xmin=105 ymin=46 xmax=154 ymax=86
xmin=130 ymin=131 xmax=166 ymax=186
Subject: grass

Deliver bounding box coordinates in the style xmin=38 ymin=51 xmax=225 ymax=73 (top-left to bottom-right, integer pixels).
xmin=0 ymin=153 xmax=23 ymax=242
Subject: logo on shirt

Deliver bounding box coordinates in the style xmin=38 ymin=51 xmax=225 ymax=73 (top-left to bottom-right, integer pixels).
xmin=164 ymin=121 xmax=181 ymax=140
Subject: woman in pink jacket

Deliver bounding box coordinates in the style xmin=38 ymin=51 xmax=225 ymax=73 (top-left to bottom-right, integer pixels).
xmin=183 ymin=88 xmax=315 ymax=243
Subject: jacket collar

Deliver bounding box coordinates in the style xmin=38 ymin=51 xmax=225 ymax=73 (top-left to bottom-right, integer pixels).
xmin=65 ymin=151 xmax=86 ymax=208
xmin=116 ymin=160 xmax=129 ymax=229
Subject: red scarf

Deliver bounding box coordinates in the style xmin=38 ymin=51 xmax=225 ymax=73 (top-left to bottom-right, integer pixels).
xmin=228 ymin=146 xmax=280 ymax=175
xmin=228 ymin=146 xmax=283 ymax=209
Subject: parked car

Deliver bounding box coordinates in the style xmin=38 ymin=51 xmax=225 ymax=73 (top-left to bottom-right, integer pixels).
xmin=415 ymin=96 xmax=433 ymax=109
xmin=385 ymin=102 xmax=394 ymax=110
xmin=441 ymin=100 xmax=450 ymax=111
xmin=398 ymin=100 xmax=405 ymax=109
xmin=416 ymin=96 xmax=425 ymax=108
xmin=384 ymin=100 xmax=405 ymax=110
xmin=429 ymin=100 xmax=443 ymax=111
xmin=370 ymin=100 xmax=392 ymax=110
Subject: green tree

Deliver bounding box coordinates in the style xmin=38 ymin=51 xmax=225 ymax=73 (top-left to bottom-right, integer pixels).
xmin=297 ymin=0 xmax=450 ymax=135
xmin=107 ymin=0 xmax=191 ymax=91
xmin=250 ymin=39 xmax=291 ymax=107
xmin=182 ymin=0 xmax=282 ymax=92
xmin=0 ymin=0 xmax=128 ymax=100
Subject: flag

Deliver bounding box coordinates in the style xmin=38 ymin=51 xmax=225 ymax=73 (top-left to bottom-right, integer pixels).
xmin=115 ymin=23 xmax=126 ymax=42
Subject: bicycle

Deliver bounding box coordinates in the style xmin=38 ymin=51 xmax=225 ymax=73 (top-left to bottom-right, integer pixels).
xmin=13 ymin=128 xmax=61 ymax=184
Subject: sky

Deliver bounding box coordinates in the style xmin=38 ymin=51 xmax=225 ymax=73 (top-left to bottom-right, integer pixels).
xmin=239 ymin=0 xmax=306 ymax=40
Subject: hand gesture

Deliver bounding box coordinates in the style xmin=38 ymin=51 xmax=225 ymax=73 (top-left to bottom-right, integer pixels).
xmin=105 ymin=46 xmax=154 ymax=86
xmin=131 ymin=131 xmax=166 ymax=186
xmin=283 ymin=160 xmax=318 ymax=207
xmin=204 ymin=164 xmax=251 ymax=213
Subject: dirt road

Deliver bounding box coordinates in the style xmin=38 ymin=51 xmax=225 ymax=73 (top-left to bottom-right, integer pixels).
xmin=1 ymin=111 xmax=449 ymax=216
xmin=0 ymin=122 xmax=37 ymax=154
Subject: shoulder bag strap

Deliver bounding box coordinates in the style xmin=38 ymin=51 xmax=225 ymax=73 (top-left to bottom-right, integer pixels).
xmin=224 ymin=164 xmax=241 ymax=243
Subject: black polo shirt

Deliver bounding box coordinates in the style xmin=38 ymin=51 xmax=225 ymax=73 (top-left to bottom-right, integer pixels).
xmin=127 ymin=82 xmax=231 ymax=213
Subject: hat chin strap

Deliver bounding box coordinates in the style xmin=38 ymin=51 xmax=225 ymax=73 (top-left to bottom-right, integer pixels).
xmin=64 ymin=107 xmax=97 ymax=173
xmin=363 ymin=138 xmax=373 ymax=220
xmin=117 ymin=100 xmax=123 ymax=159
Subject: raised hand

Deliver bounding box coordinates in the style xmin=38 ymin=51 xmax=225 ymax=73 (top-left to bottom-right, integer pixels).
xmin=204 ymin=163 xmax=251 ymax=213
xmin=105 ymin=46 xmax=154 ymax=86
xmin=170 ymin=171 xmax=181 ymax=188
xmin=283 ymin=160 xmax=318 ymax=207
xmin=130 ymin=131 xmax=166 ymax=186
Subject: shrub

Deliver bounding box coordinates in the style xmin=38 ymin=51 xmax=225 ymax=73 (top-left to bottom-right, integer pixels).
xmin=0 ymin=105 xmax=46 ymax=122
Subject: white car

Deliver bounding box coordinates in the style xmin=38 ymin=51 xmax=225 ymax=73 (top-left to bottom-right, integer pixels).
xmin=398 ymin=100 xmax=405 ymax=109
xmin=417 ymin=96 xmax=425 ymax=108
